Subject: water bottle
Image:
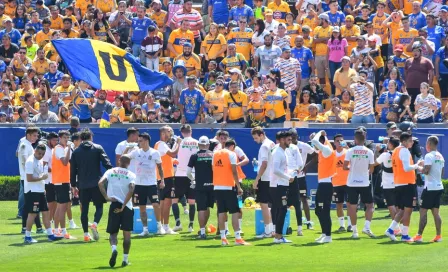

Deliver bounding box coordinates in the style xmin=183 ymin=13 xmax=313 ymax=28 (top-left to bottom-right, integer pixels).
xmin=340 ymin=141 xmax=347 ymax=147
xmin=252 ymin=158 xmax=259 ymax=172
xmin=237 ymin=195 xmax=243 ymax=208
xmin=378 ymin=136 xmax=384 ymax=142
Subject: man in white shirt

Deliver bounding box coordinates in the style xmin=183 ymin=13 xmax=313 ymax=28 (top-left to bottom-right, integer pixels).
xmin=99 ymin=155 xmax=136 ymax=268
xmin=264 ymin=9 xmax=279 ymax=34
xmin=115 ymin=127 xmax=139 ymax=173
xmin=271 ymin=131 xmax=295 ymax=244
xmin=23 ymin=144 xmax=62 ymax=244
xmin=172 ymin=125 xmax=199 ymax=233
xmin=413 ymin=136 xmax=444 ymax=243
xmin=124 ymin=133 xmax=164 ymax=236
xmin=343 ymin=129 xmax=375 ymax=238
xmin=252 ymin=127 xmax=276 ymax=238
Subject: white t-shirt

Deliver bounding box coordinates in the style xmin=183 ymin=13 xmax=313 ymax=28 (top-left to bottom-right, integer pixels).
xmin=376 ymin=151 xmax=394 ymax=189
xmin=362 ymin=34 xmax=382 ymax=46
xmin=115 ymin=140 xmax=138 ymax=174
xmin=213 ymin=150 xmax=237 ymax=191
xmin=258 ymin=137 xmax=276 ymax=181
xmin=102 ymin=167 xmax=136 ymax=209
xmin=285 ymin=143 xmax=304 ymax=177
xmin=18 ymin=139 xmax=34 ymax=181
xmin=424 ymin=151 xmax=445 ymax=191
xmin=24 ymin=155 xmax=45 ymax=193
xmin=345 ymin=145 xmax=374 ymax=187
xmin=42 ymin=145 xmax=52 ymax=185
xmin=176 ymin=136 xmax=199 ymax=177
xmin=296 ymin=0 xmax=320 ymax=10
xmin=271 ymin=146 xmax=291 ymax=187
xmin=128 ymin=148 xmax=161 ymax=186
xmin=296 ymin=141 xmax=314 ymax=178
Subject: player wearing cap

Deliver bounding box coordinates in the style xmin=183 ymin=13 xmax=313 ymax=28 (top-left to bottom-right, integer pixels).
xmin=187 ymin=136 xmax=214 ymax=239
xmin=252 ymin=127 xmax=275 ymax=238
xmin=343 ymin=129 xmax=375 ymax=238
xmin=172 ymin=125 xmax=199 ymax=233
xmin=385 ymin=132 xmax=424 ymax=242
xmin=98 ymin=155 xmax=135 ymax=268
xmin=413 ymin=136 xmax=444 ymax=243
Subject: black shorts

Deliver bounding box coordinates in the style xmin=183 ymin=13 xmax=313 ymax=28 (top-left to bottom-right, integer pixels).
xmin=195 ymin=190 xmax=214 ymax=211
xmin=25 ymin=192 xmax=49 ymax=214
xmin=55 ymin=183 xmax=70 ymax=204
xmin=45 ymin=183 xmax=57 ymax=203
xmin=133 ymin=185 xmax=159 ymax=205
xmin=106 ymin=202 xmax=134 ymax=234
xmin=421 ymin=189 xmax=443 ymax=210
xmin=395 ymin=184 xmax=417 ymax=209
xmin=332 ymin=185 xmax=347 ymax=204
xmin=346 ymin=186 xmax=373 ymax=204
xmin=255 ymin=180 xmax=271 ymax=204
xmin=383 ymin=188 xmax=396 ymax=207
xmin=297 ymin=176 xmax=308 ymax=197
xmin=215 ymin=189 xmax=239 ymax=214
xmin=174 ymin=176 xmax=195 ymax=200
xmin=287 ymin=178 xmax=300 ymax=205
xmin=79 ymin=186 xmax=106 ymax=206
xmin=158 ymin=177 xmax=175 ymax=200
xmin=273 ymin=185 xmax=289 ymax=208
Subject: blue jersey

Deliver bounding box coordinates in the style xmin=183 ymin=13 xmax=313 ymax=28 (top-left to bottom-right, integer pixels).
xmin=382 ymin=78 xmax=405 ymax=92
xmin=72 ymin=90 xmax=95 ymax=120
xmin=321 ymin=2 xmax=341 ymax=12
xmin=391 ymin=55 xmax=407 ymax=77
xmin=408 ymin=12 xmax=427 ymax=30
xmin=179 ymin=89 xmax=204 ymax=122
xmin=209 ymin=0 xmax=229 ymax=25
xmin=436 ymin=47 xmax=448 ymax=74
xmin=326 ymin=11 xmax=345 ymax=26
xmin=0 ymin=29 xmax=22 ymax=45
xmin=424 ymin=25 xmax=446 ymax=53
xmin=291 ymin=46 xmax=314 ymax=79
xmin=131 ymin=17 xmax=155 ymax=44
xmin=25 ymin=21 xmax=43 ymax=32
xmin=377 ymin=91 xmax=402 ymax=123
xmin=13 ymin=17 xmax=28 ymax=31
xmin=43 ymin=71 xmax=64 ymax=88
xmin=228 ymin=5 xmax=254 ymax=23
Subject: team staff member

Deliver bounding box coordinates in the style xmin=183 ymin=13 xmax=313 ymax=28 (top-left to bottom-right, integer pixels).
xmin=23 ymin=144 xmax=62 ymax=244
xmin=98 ymin=155 xmax=135 ymax=268
xmin=343 ymin=130 xmax=375 ymax=239
xmin=252 ymin=127 xmax=275 ymax=238
xmin=311 ymin=130 xmax=335 ymax=244
xmin=187 ymin=136 xmax=214 ymax=239
xmin=213 ymin=139 xmax=248 ymax=246
xmin=52 ymin=130 xmax=72 ymax=239
xmin=155 ymin=126 xmax=182 ymax=234
xmin=385 ymin=132 xmax=423 ymax=242
xmin=70 ymin=129 xmax=113 ymax=242
xmin=172 ymin=125 xmax=199 ymax=233
xmin=124 ymin=133 xmax=164 ymax=236
xmin=413 ymin=136 xmax=444 ymax=243
xmin=272 ymin=131 xmax=294 ymax=244
xmin=332 ymin=134 xmax=351 ymax=233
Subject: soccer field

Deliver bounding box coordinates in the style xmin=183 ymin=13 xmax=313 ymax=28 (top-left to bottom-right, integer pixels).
xmin=0 ymin=201 xmax=447 ymax=272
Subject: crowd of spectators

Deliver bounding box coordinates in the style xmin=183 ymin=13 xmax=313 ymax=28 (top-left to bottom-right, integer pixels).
xmin=0 ymin=0 xmax=447 ymax=125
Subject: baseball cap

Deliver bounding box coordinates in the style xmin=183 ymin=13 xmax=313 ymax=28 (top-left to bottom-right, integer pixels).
xmin=229 ymin=68 xmax=241 ymax=74
xmin=199 ymin=136 xmax=210 ymax=145
xmin=0 ymin=111 xmax=6 ymax=117
xmin=265 ymin=9 xmax=273 ymax=15
xmin=356 ymin=36 xmax=366 ymax=41
xmin=386 ymin=122 xmax=397 ymax=129
xmin=152 ymin=0 xmax=162 ymax=4
xmin=394 ymin=44 xmax=404 ymax=52
xmin=441 ymin=5 xmax=448 ymax=12
xmin=318 ymin=13 xmax=329 ymax=21
xmin=282 ymin=46 xmax=291 ymax=52
xmin=36 ymin=0 xmax=43 ymax=5
xmin=288 ymin=128 xmax=298 ymax=136
xmin=357 ymin=126 xmax=367 ymax=133
xmin=3 ymin=18 xmax=12 ymax=23
xmin=345 ymin=15 xmax=354 ymax=21
xmin=2 ymin=96 xmax=10 ymax=101
xmin=341 ymin=56 xmax=351 ymax=62
xmin=148 ymin=110 xmax=156 ymax=115
xmin=332 ymin=26 xmax=340 ymax=32
xmin=183 ymin=42 xmax=192 ymax=47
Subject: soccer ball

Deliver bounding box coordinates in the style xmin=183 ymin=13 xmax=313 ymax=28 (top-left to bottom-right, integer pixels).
xmin=244 ymin=197 xmax=256 ymax=208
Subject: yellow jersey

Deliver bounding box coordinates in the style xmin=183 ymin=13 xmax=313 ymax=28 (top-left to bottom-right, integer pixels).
xmin=32 ymin=58 xmax=51 ymax=75
xmin=12 ymin=57 xmax=31 ymax=78
xmin=201 ymin=33 xmax=227 ymax=59
xmin=75 ymin=0 xmax=93 ymax=16
xmin=314 ymin=25 xmax=333 ymax=56
xmin=392 ymin=28 xmax=418 ymax=55
xmin=224 ymin=91 xmax=248 ymax=121
xmin=267 ymin=1 xmax=291 ymax=23
xmin=341 ymin=101 xmax=354 ymax=119
xmin=44 ymin=43 xmax=59 ymax=62
xmin=95 ymin=0 xmax=115 ymax=13
xmin=0 ymin=14 xmax=11 ymax=29
xmin=14 ymin=88 xmax=38 ymax=107
xmin=50 ymin=15 xmax=64 ymax=30
xmin=340 ymin=25 xmax=360 ymax=56
xmin=35 ymin=30 xmax=54 ymax=48
xmin=111 ymin=106 xmax=125 ymax=123
xmin=387 ymin=21 xmax=402 ymax=43
xmin=303 ymin=36 xmax=313 ymax=51
xmin=227 ymin=27 xmax=253 ymax=61
xmin=92 ymin=24 xmax=108 ymax=42
xmin=263 ymin=89 xmax=288 ymax=118
xmin=5 ymin=5 xmax=16 ymax=19
xmin=55 ymin=84 xmax=75 ymax=104
xmin=150 ymin=10 xmax=167 ymax=29
xmin=248 ymin=99 xmax=265 ymax=121
xmin=371 ymin=13 xmax=389 ymax=44
xmin=205 ymin=90 xmax=228 ymax=114
xmin=286 ymin=23 xmax=301 ymax=47
xmin=64 ymin=15 xmax=79 ymax=30
xmin=404 ymin=0 xmax=420 ymax=15
xmin=303 ymin=115 xmax=325 ymax=122
xmin=220 ymin=53 xmax=247 ymax=73
xmin=173 ymin=53 xmax=201 ymax=76
xmin=293 ymin=103 xmax=310 ymax=120
xmin=323 ymin=110 xmax=348 ymax=123
xmin=302 ymin=16 xmax=319 ymax=35
xmin=65 ymin=29 xmax=80 ymax=38
xmin=168 ymin=28 xmax=195 ymax=58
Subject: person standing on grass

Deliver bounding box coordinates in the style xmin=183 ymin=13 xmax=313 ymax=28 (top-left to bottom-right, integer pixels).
xmin=343 ymin=129 xmax=375 ymax=239
xmin=413 ymin=136 xmax=444 ymax=243
xmin=252 ymin=126 xmax=275 ymax=238
xmin=98 ymin=155 xmax=135 ymax=268
xmin=23 ymin=143 xmax=62 ymax=244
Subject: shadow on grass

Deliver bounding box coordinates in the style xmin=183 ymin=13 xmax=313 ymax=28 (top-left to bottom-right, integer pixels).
xmin=7 ymin=217 xmax=21 ymax=221
xmin=1 ymin=233 xmax=24 ymax=236
xmin=254 ymin=243 xmax=276 ymax=247
xmin=333 ymin=237 xmax=359 ymax=241
xmin=408 ymin=242 xmax=431 ymax=246
xmin=377 ymin=240 xmax=402 ymax=245
xmin=92 ymin=266 xmax=125 ymax=270
xmin=196 ymin=245 xmax=230 ymax=249
xmin=8 ymin=242 xmax=26 ymax=247
xmin=56 ymin=241 xmax=92 ymax=245
xmin=292 ymin=242 xmax=325 ymax=247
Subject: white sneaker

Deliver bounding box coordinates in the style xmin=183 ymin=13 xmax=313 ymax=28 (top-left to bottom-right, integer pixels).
xmin=157 ymin=226 xmax=166 ymax=235
xmin=297 ymin=230 xmax=304 ymax=236
xmin=188 ymin=226 xmax=194 ymax=233
xmin=164 ymin=227 xmax=178 ymax=235
xmin=362 ymin=228 xmax=376 ymax=238
xmin=69 ymin=221 xmax=78 ymax=229
xmin=255 ymin=232 xmax=273 ymax=239
xmin=138 ymin=230 xmax=150 ymax=237
xmin=351 ymin=232 xmax=359 ymax=239
xmin=273 ymin=237 xmax=292 ymax=244
xmin=173 ymin=225 xmax=183 ymax=232
xmin=315 ymin=234 xmax=326 ymax=242
xmin=317 ymin=236 xmax=332 ymax=243
xmin=385 ymin=229 xmax=397 ymax=241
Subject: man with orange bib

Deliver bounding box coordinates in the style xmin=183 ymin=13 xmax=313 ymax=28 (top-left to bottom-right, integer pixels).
xmin=311 ymin=130 xmax=336 ymax=243
xmin=213 ymin=139 xmax=249 ymax=246
xmin=52 ymin=130 xmax=72 ymax=239
xmin=385 ymin=132 xmax=423 ymax=242
xmin=155 ymin=126 xmax=182 ymax=235
xmin=332 ymin=134 xmax=352 ymax=233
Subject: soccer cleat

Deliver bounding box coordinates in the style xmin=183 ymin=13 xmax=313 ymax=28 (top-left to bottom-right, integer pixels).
xmin=122 ymin=261 xmax=130 ymax=267
xmin=36 ymin=228 xmax=44 ymax=234
xmin=385 ymin=228 xmax=397 ymax=241
xmin=90 ymin=224 xmax=99 ymax=241
xmin=347 ymin=226 xmax=353 ymax=232
xmin=337 ymin=226 xmax=346 ymax=233
xmin=306 ymin=222 xmax=314 ymax=230
xmin=413 ymin=235 xmax=423 ymax=243
xmin=273 ymin=237 xmax=292 ymax=244
xmin=84 ymin=234 xmax=93 ymax=242
xmin=221 ymin=238 xmax=229 ymax=246
xmin=24 ymin=236 xmax=37 ymax=244
xmin=188 ymin=224 xmax=194 ymax=233
xmin=235 ymin=238 xmax=250 ymax=245
xmin=351 ymin=232 xmax=359 ymax=239
xmin=109 ymin=250 xmax=118 ymax=268
xmin=255 ymin=232 xmax=273 ymax=239
xmin=317 ymin=236 xmax=332 ymax=243
xmin=164 ymin=228 xmax=178 ymax=235
xmin=69 ymin=221 xmax=79 ymax=229
xmin=401 ymin=235 xmax=414 ymax=243
xmin=198 ymin=234 xmax=207 ymax=240
xmin=48 ymin=234 xmax=63 ymax=242
xmin=16 ymin=214 xmax=22 ymax=219
xmin=173 ymin=225 xmax=183 ymax=232
xmin=315 ymin=234 xmax=326 ymax=242
xmin=430 ymin=235 xmax=442 ymax=242
xmin=64 ymin=233 xmax=76 ymax=240
xmin=362 ymin=229 xmax=376 ymax=238
xmin=157 ymin=226 xmax=166 ymax=235
xmin=297 ymin=230 xmax=304 ymax=236
xmin=138 ymin=230 xmax=150 ymax=237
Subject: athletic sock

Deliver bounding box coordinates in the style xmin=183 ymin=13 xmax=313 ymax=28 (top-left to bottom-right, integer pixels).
xmin=69 ymin=219 xmax=74 ymax=223
xmin=238 ymin=219 xmax=242 ymax=231
xmin=402 ymin=226 xmax=409 ymax=236
xmin=25 ymin=231 xmax=31 ymax=237
xmin=163 ymin=224 xmax=169 ymax=230
xmin=220 ymin=230 xmax=226 ymax=239
xmin=364 ymin=220 xmax=371 ymax=230
xmin=111 ymin=245 xmax=117 ymax=252
xmin=268 ymin=223 xmax=274 ymax=233
xmin=389 ymin=220 xmax=399 ymax=230
xmin=338 ymin=217 xmax=345 ymax=228
xmin=347 ymin=216 xmax=352 ymax=226
xmin=123 ymin=254 xmax=128 ymax=262
xmin=189 ymin=204 xmax=195 ymax=222
xmin=264 ymin=224 xmax=269 ymax=234
xmin=352 ymin=225 xmax=358 ymax=233
xmin=84 ymin=232 xmax=89 ymax=236
xmin=46 ymin=228 xmax=53 ymax=235
xmin=224 ymin=222 xmax=229 ymax=231
xmin=399 ymin=223 xmax=404 ymax=230
xmin=157 ymin=221 xmax=162 ymax=228
xmin=143 ymin=226 xmax=148 ymax=232
xmin=235 ymin=231 xmax=241 ymax=239
xmin=200 ymin=228 xmax=206 ymax=235
xmin=93 ymin=222 xmax=98 ymax=227
xmin=298 ymin=225 xmax=303 ymax=232
xmin=172 ymin=203 xmax=180 ymax=225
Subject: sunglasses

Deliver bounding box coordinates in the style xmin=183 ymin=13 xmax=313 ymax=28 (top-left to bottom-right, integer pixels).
xmin=19 ymin=52 xmax=26 ymax=54
xmin=239 ymin=21 xmax=247 ymax=23
xmin=216 ymin=83 xmax=224 ymax=86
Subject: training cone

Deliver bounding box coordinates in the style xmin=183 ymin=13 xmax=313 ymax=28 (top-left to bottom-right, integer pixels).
xmin=208 ymin=224 xmax=217 ymax=234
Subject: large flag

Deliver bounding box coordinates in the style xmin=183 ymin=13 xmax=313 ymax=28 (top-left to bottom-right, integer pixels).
xmin=99 ymin=111 xmax=111 ymax=128
xmin=52 ymin=39 xmax=173 ymax=92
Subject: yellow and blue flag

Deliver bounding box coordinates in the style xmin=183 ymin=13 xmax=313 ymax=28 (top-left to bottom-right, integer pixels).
xmin=99 ymin=111 xmax=111 ymax=128
xmin=52 ymin=39 xmax=173 ymax=92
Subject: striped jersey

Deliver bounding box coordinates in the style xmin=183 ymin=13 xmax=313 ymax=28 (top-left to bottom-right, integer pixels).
xmin=167 ymin=1 xmax=184 ymax=27
xmin=352 ymin=83 xmax=374 ymax=116
xmin=171 ymin=9 xmax=203 ymax=38
xmin=273 ymin=35 xmax=291 ymax=49
xmin=274 ymin=57 xmax=301 ymax=91
xmin=415 ymin=94 xmax=437 ymax=120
